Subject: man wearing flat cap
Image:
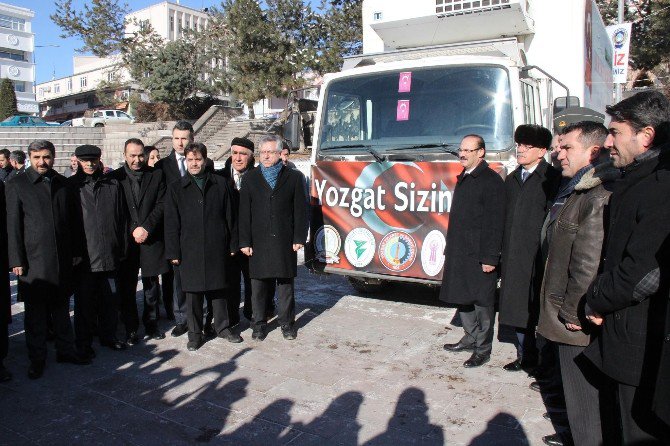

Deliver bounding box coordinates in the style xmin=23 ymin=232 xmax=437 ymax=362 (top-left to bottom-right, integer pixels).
xmin=6 ymin=140 xmax=90 ymax=379
xmin=211 ymin=137 xmax=275 ymax=330
xmin=68 ymin=144 xmax=129 ymax=358
xmin=499 ymin=124 xmax=561 ymax=372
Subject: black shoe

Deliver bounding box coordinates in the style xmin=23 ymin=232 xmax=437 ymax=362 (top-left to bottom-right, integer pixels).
xmin=543 ymin=412 xmax=568 ymax=423
xmin=100 ymin=339 xmax=128 ymax=351
xmin=220 ymin=329 xmax=243 ymax=343
xmin=463 ymin=353 xmax=490 ymax=368
xmin=544 ymin=394 xmax=566 ymax=409
xmin=204 ymin=324 xmax=216 ymax=340
xmin=503 ymin=359 xmax=523 ymax=371
xmin=0 ymin=364 xmax=12 ymax=382
xmin=251 ymin=326 xmax=267 ymax=341
xmin=243 ymin=311 xmax=253 ymax=321
xmin=187 ymin=339 xmax=204 ymax=351
xmin=126 ymin=331 xmax=139 ymax=346
xmin=281 ymin=325 xmax=296 ymax=340
xmin=28 ymin=360 xmax=45 ymax=380
xmin=443 ymin=342 xmax=475 ymax=352
xmin=144 ymin=329 xmax=166 ymax=340
xmin=542 ymin=432 xmax=573 ymax=446
xmin=56 ymin=352 xmax=92 ymax=365
xmin=530 ymin=380 xmax=562 ymax=394
xmin=171 ymin=323 xmax=188 ymax=337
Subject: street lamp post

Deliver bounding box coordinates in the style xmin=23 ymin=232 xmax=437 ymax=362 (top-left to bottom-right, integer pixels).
xmin=33 ymin=44 xmax=60 ymax=115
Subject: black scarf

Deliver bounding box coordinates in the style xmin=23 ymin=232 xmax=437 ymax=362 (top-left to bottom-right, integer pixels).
xmin=124 ymin=164 xmax=145 ymax=204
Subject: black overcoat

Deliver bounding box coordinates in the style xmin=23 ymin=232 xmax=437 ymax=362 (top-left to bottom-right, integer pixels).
xmin=164 ymin=173 xmax=238 ymax=292
xmin=439 ymin=160 xmax=505 ymax=306
xmin=5 ymin=168 xmax=77 ymax=294
xmin=155 ymin=150 xmax=215 ymax=187
xmin=585 ymin=149 xmax=670 ymax=386
xmin=0 ymin=181 xmax=10 ymax=326
xmin=499 ymin=160 xmax=560 ymax=328
xmin=238 ymin=165 xmax=308 ymax=279
xmin=653 ymin=293 xmax=670 ymax=425
xmin=68 ymin=171 xmax=128 ymax=273
xmin=108 ymin=166 xmax=170 ymax=277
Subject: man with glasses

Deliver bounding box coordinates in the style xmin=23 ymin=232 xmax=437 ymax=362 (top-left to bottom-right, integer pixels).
xmin=441 ymin=134 xmax=505 ymax=368
xmin=499 ymin=125 xmax=561 ymax=373
xmin=239 ymin=135 xmax=308 ymax=341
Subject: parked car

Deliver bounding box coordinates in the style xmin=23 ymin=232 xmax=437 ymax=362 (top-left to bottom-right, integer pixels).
xmin=61 ymin=120 xmax=72 ymax=127
xmin=0 ymin=115 xmax=60 ymax=127
xmin=72 ymin=109 xmax=135 ymax=127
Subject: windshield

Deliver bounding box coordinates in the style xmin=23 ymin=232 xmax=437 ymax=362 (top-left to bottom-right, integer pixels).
xmin=318 ymin=65 xmax=514 ymax=153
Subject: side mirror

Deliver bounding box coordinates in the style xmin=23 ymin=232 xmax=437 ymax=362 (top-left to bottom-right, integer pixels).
xmin=553 ymin=96 xmax=580 ymax=115
xmin=282 ymin=112 xmax=301 ymax=152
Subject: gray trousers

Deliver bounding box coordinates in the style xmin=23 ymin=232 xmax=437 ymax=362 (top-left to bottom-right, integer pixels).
xmin=458 ymin=304 xmax=494 ymax=356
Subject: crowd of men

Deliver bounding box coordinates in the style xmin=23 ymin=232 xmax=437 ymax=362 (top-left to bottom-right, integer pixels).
xmin=441 ymin=90 xmax=670 ymax=445
xmin=0 ymin=90 xmax=669 ymax=445
xmin=0 ymin=121 xmax=307 ymax=383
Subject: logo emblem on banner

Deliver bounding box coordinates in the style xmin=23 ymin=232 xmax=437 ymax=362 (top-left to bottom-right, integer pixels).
xmin=613 ymin=27 xmax=628 ymax=49
xmin=315 ymin=225 xmax=341 ymax=264
xmin=379 ymin=231 xmax=417 ymax=272
xmin=344 ymin=228 xmax=376 ymax=268
xmin=421 ymin=230 xmax=446 ymax=277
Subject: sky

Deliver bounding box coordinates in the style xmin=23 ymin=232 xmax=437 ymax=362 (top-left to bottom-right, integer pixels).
xmin=28 ymin=0 xmax=320 ymax=84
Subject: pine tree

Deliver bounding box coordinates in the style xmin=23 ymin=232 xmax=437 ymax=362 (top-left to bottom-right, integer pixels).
xmin=0 ymin=78 xmax=18 ymax=121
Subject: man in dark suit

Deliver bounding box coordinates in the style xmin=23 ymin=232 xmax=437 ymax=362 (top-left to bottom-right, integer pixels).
xmin=239 ymin=135 xmax=308 ymax=341
xmin=584 ymin=90 xmax=670 ymax=443
xmin=69 ymin=144 xmax=129 ymax=357
xmin=165 ymin=142 xmax=240 ymax=350
xmin=6 ymin=140 xmax=90 ymax=379
xmin=155 ymin=121 xmax=193 ymax=338
xmin=6 ymin=150 xmax=26 ymax=181
xmin=0 ymin=179 xmax=11 ymax=381
xmin=441 ymin=134 xmax=505 ymax=368
xmin=499 ymin=125 xmax=560 ymax=372
xmin=0 ymin=149 xmax=12 ymax=182
xmin=110 ymin=138 xmax=170 ymax=344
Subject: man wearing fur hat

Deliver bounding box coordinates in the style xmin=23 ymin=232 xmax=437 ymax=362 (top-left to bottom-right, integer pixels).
xmin=536 ymin=121 xmax=618 ymax=446
xmin=499 ymin=124 xmax=561 ymax=373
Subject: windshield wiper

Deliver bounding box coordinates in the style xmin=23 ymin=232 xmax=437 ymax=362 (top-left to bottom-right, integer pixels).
xmin=387 ymin=143 xmax=460 ymax=157
xmin=322 ymin=143 xmax=386 ymax=162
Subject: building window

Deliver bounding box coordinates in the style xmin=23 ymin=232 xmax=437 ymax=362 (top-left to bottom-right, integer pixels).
xmin=12 ymin=81 xmax=24 ymax=92
xmin=0 ymin=14 xmax=25 ymax=31
xmin=54 ymin=83 xmax=60 ymax=93
xmin=373 ymin=12 xmax=382 ymax=20
xmin=80 ymin=77 xmax=87 ymax=88
xmin=170 ymin=16 xmax=174 ymax=31
xmin=75 ymin=97 xmax=88 ymax=105
xmin=107 ymin=72 xmax=115 ymax=82
xmin=0 ymin=49 xmax=25 ymax=62
xmin=67 ymin=79 xmax=72 ymax=91
xmin=38 ymin=88 xmax=43 ymax=97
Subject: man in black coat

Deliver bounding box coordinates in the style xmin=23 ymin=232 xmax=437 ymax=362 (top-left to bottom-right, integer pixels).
xmin=440 ymin=134 xmax=505 ymax=368
xmin=6 ymin=140 xmax=90 ymax=379
xmin=155 ymin=120 xmax=195 ymax=337
xmin=0 ymin=180 xmax=11 ymax=381
xmin=6 ymin=150 xmax=26 ymax=181
xmin=239 ymin=135 xmax=308 ymax=341
xmin=69 ymin=144 xmax=129 ymax=357
xmin=499 ymin=125 xmax=560 ymax=372
xmin=110 ymin=138 xmax=169 ymax=344
xmin=584 ymin=91 xmax=670 ymax=443
xmin=165 ymin=142 xmax=240 ymax=350
xmin=213 ymin=137 xmax=275 ymax=329
xmin=0 ymin=149 xmax=12 ymax=182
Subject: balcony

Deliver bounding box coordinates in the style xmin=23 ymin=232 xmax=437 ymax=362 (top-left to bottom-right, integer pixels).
xmin=0 ymin=58 xmax=33 ymax=82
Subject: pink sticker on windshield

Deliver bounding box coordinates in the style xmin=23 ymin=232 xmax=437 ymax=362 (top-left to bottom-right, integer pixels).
xmin=398 ymin=72 xmax=412 ymax=92
xmin=397 ymin=100 xmax=410 ymax=121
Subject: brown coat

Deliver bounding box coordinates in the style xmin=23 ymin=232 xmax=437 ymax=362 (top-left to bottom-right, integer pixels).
xmin=537 ymin=164 xmax=618 ymax=346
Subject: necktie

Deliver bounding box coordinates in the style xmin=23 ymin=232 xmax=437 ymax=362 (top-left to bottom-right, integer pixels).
xmin=521 ymin=170 xmax=529 ymax=182
xmin=178 ymin=157 xmax=185 ymax=177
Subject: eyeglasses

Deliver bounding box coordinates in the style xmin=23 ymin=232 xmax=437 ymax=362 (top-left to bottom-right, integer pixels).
xmin=515 ymin=143 xmax=540 ymax=151
xmin=458 ymin=148 xmax=481 ymax=153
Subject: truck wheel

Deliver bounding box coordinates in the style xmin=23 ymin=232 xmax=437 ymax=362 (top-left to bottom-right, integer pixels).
xmin=94 ymin=123 xmax=104 ymax=127
xmin=347 ymin=276 xmax=387 ymax=294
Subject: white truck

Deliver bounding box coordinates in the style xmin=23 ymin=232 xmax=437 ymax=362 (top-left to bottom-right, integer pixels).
xmin=305 ymin=0 xmax=613 ymax=291
xmin=72 ymin=109 xmax=135 ymax=127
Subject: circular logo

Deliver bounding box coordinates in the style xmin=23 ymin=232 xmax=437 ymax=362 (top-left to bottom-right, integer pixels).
xmin=314 ymin=225 xmax=341 ymax=264
xmin=344 ymin=228 xmax=376 ymax=268
xmin=7 ymin=66 xmax=19 ymax=77
xmin=6 ymin=35 xmax=18 ymax=46
xmin=613 ymin=28 xmax=628 ymax=49
xmin=421 ymin=230 xmax=446 ymax=277
xmin=379 ymin=231 xmax=417 ymax=272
